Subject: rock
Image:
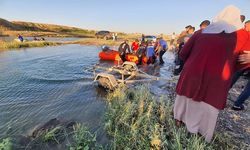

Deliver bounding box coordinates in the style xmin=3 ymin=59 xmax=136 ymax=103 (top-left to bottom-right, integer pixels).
xmin=32 ymin=118 xmax=61 ymax=138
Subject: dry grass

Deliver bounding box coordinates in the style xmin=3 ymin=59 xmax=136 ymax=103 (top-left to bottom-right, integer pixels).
xmin=0 ymin=41 xmax=59 ymax=50
xmin=71 ymin=38 xmax=122 ymax=46
xmin=0 ymin=18 xmax=95 ymax=38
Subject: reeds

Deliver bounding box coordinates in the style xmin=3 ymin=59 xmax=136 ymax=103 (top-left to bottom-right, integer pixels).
xmin=72 ymin=38 xmax=121 ymax=46
xmin=0 ymin=41 xmax=58 ymax=50
xmin=0 ymin=85 xmax=245 ymax=149
xmin=104 ymin=85 xmax=236 ymax=150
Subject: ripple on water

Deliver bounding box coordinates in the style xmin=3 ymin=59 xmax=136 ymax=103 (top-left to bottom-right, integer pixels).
xmin=0 ymin=45 xmax=175 ymax=137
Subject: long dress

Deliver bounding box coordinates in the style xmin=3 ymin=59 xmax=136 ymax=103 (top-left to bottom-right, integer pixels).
xmin=174 ymin=30 xmax=249 ymax=142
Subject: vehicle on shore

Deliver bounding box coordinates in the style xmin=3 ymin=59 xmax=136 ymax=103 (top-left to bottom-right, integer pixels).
xmin=95 ymin=31 xmax=112 ymax=40
xmin=144 ymin=35 xmax=157 ymax=42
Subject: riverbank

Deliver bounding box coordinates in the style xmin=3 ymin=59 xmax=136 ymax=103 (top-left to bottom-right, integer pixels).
xmin=71 ymin=38 xmax=122 ymax=46
xmin=0 ymin=41 xmax=60 ymax=51
xmin=70 ymin=37 xmax=171 ymax=47
xmin=1 ymin=85 xmax=248 ymax=149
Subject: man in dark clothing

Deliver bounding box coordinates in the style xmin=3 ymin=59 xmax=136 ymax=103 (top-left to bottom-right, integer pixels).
xmin=18 ymin=34 xmax=24 ymax=42
xmin=136 ymin=41 xmax=147 ymax=65
xmin=118 ymin=40 xmax=131 ymax=62
xmin=230 ymin=69 xmax=250 ymax=110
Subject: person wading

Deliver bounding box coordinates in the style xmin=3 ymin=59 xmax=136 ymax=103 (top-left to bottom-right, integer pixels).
xmin=118 ymin=39 xmax=131 ymax=62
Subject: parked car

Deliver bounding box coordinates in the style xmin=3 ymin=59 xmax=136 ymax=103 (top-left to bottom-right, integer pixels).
xmin=95 ymin=31 xmax=112 ymax=40
xmin=144 ymin=35 xmax=157 ymax=43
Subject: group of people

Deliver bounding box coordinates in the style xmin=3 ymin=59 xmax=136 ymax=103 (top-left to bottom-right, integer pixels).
xmin=173 ymin=5 xmax=250 ymax=142
xmin=112 ymin=33 xmax=118 ymax=41
xmin=118 ymin=36 xmax=168 ymax=65
xmin=174 ymin=21 xmax=211 ymax=75
xmin=16 ymin=34 xmax=46 ymax=42
xmin=33 ymin=37 xmax=45 ymax=41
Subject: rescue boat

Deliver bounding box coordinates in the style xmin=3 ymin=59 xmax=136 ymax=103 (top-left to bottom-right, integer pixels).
xmin=98 ymin=46 xmax=147 ymax=64
xmin=99 ymin=50 xmax=120 ymax=61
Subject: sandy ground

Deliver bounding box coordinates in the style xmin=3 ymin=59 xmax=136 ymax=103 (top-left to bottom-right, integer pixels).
xmin=218 ymin=77 xmax=250 ymax=148
xmin=169 ymin=75 xmax=250 ymax=149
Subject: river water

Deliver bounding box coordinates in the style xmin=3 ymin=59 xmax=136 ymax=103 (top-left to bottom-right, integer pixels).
xmin=0 ymin=44 xmax=175 ymax=138
xmin=0 ymin=36 xmax=82 ymax=42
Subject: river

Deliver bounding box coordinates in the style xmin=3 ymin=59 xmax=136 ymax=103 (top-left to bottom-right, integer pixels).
xmin=0 ymin=44 xmax=175 ymax=138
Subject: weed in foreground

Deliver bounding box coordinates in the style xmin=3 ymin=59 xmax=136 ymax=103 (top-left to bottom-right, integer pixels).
xmin=69 ymin=124 xmax=103 ymax=150
xmin=0 ymin=138 xmax=12 ymax=150
xmin=104 ymin=85 xmax=236 ymax=150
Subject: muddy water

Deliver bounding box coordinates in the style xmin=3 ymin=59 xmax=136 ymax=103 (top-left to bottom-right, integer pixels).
xmin=0 ymin=44 xmax=175 ymax=138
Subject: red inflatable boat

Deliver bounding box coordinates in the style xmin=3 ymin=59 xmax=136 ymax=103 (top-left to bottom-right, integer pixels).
xmin=99 ymin=45 xmax=148 ymax=64
xmin=99 ymin=50 xmax=120 ymax=61
xmin=99 ymin=50 xmax=148 ymax=64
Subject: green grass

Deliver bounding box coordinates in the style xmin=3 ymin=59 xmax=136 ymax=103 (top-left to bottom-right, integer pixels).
xmin=0 ymin=41 xmax=59 ymax=50
xmin=0 ymin=138 xmax=12 ymax=150
xmin=42 ymin=126 xmax=63 ymax=144
xmin=69 ymin=124 xmax=103 ymax=150
xmin=0 ymin=86 xmax=246 ymax=149
xmin=104 ymin=85 xmax=239 ymax=150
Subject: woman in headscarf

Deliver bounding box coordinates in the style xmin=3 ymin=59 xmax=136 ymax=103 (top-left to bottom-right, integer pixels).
xmin=173 ymin=5 xmax=249 ymax=142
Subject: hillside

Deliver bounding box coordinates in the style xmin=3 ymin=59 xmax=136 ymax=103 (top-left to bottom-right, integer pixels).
xmin=0 ymin=18 xmax=95 ymax=37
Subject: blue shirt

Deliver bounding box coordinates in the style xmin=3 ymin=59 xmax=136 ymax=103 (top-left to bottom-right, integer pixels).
xmin=159 ymin=39 xmax=168 ymax=49
xmin=18 ymin=35 xmax=24 ymax=42
xmin=146 ymin=46 xmax=155 ymax=57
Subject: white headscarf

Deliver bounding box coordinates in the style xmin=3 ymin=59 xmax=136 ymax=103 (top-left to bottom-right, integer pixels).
xmin=203 ymin=5 xmax=243 ymax=34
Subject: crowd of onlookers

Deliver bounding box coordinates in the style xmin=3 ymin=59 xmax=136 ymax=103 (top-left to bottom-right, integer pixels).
xmin=171 ymin=5 xmax=250 ymax=142
xmin=116 ymin=5 xmax=250 ymax=143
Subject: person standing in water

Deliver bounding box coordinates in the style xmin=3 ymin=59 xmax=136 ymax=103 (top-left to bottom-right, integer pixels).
xmin=131 ymin=39 xmax=140 ymax=53
xmin=118 ymin=39 xmax=131 ymax=62
xmin=155 ymin=37 xmax=168 ymax=64
xmin=146 ymin=40 xmax=156 ymax=64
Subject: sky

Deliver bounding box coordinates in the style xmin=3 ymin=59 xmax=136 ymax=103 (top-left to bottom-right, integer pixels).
xmin=0 ymin=0 xmax=250 ymax=35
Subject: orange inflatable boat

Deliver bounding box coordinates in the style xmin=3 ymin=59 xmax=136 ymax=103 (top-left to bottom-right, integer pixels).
xmin=99 ymin=46 xmax=147 ymax=64
xmin=99 ymin=50 xmax=120 ymax=61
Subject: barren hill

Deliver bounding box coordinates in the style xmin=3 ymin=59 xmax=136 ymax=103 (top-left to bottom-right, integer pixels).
xmin=0 ymin=18 xmax=95 ymax=37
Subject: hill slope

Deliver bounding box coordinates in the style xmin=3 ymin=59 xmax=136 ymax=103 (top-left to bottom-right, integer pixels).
xmin=0 ymin=18 xmax=95 ymax=37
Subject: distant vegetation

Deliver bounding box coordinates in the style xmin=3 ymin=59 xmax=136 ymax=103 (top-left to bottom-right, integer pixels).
xmin=0 ymin=41 xmax=59 ymax=50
